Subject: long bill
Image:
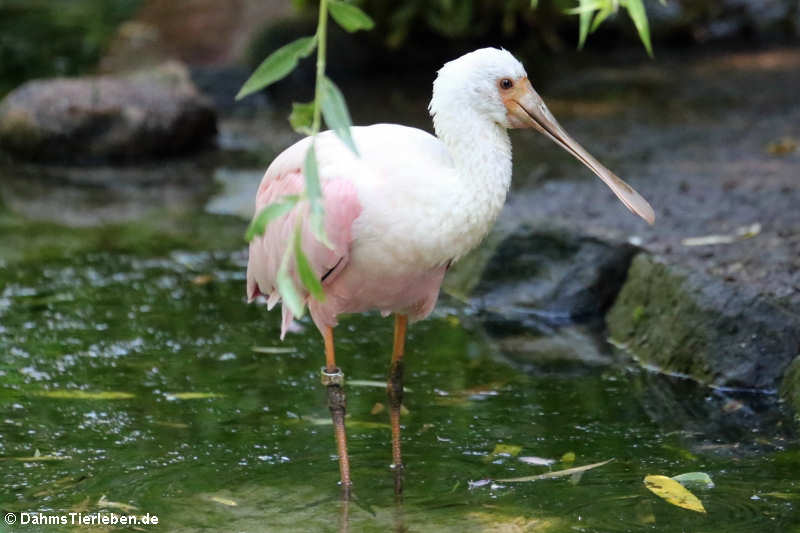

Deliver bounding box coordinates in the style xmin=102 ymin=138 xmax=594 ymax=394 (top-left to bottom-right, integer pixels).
xmin=506 ymin=79 xmax=655 ymax=225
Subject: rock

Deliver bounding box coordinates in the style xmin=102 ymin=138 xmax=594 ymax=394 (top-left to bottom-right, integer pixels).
xmin=495 ymin=324 xmax=615 ymax=374
xmin=473 ymin=226 xmax=638 ymax=331
xmin=0 ymin=62 xmax=216 ymax=164
xmin=607 ymin=254 xmax=800 ymax=391
xmin=779 ymin=356 xmax=800 ymax=414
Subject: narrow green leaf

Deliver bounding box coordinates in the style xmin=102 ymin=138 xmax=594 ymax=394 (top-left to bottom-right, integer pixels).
xmin=293 ymin=226 xmax=325 ymax=301
xmin=563 ymin=0 xmax=605 ymax=15
xmin=276 ymin=265 xmax=304 ymax=317
xmin=289 ymin=101 xmax=315 ymax=135
xmin=303 ymin=145 xmax=322 ymax=202
xmin=530 ymin=0 xmax=539 ymax=8
xmin=328 ymin=0 xmax=375 ymax=33
xmin=578 ymin=2 xmax=594 ymax=49
xmin=623 ymin=0 xmax=653 ymax=57
xmin=244 ymin=196 xmax=300 ymax=242
xmin=236 ymin=36 xmax=317 ymax=100
xmin=321 ymin=76 xmax=359 ymax=156
xmin=590 ymin=6 xmax=613 ymax=32
xmin=304 ymin=144 xmax=333 ymax=248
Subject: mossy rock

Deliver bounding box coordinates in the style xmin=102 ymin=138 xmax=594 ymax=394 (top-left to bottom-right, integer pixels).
xmin=607 ymin=254 xmax=800 ymax=391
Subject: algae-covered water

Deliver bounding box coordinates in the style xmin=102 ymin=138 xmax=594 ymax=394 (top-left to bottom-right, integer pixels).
xmin=1 ymin=209 xmax=799 ymax=532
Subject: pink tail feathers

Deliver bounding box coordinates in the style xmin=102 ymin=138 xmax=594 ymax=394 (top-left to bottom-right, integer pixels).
xmin=246 ymin=173 xmax=362 ymax=340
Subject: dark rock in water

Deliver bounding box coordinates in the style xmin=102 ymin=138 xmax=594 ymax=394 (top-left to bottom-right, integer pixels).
xmin=494 ymin=323 xmax=616 ymax=375
xmin=0 ymin=62 xmax=216 ymax=164
xmin=607 ymin=254 xmax=800 ymax=392
xmin=474 ymin=226 xmax=637 ymax=332
xmin=633 ymin=370 xmax=792 ymax=453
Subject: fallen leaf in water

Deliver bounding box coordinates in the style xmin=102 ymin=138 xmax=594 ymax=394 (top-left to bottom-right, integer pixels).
xmin=153 ymin=421 xmax=189 ymax=429
xmin=251 ymin=345 xmax=297 ymax=354
xmin=446 ymin=315 xmax=460 ymax=327
xmin=400 ymin=405 xmax=410 ymax=416
xmin=560 ymin=452 xmax=576 ymax=464
xmin=496 ymin=458 xmax=614 ymax=483
xmin=644 ymin=475 xmax=706 ymax=513
xmin=370 ymin=402 xmax=385 ymax=415
xmin=484 ymin=443 xmax=523 ymax=463
xmin=209 ymin=495 xmax=238 ymax=506
xmin=164 ymin=392 xmax=224 ymax=400
xmin=672 ymin=472 xmax=715 ymax=489
xmin=763 ymin=492 xmax=800 ymax=500
xmin=347 ymin=379 xmax=412 ymax=392
xmin=32 ymin=390 xmax=135 ymax=400
xmin=2 ymin=449 xmax=71 ymax=462
xmin=304 ymin=416 xmax=390 ymax=430
xmin=98 ymin=495 xmax=138 ymax=513
xmin=191 ymin=274 xmax=214 ymax=285
xmin=682 ymin=223 xmax=761 ymax=247
xmin=766 ymin=136 xmax=797 ymax=155
xmin=518 ymin=456 xmax=556 ymax=466
xmin=31 ymin=475 xmax=86 ymax=497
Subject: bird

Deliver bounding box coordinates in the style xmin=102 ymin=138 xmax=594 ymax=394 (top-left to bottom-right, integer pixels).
xmin=246 ymin=47 xmax=654 ymax=495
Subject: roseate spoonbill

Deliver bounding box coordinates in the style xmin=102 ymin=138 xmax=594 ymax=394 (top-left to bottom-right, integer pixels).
xmin=246 ymin=48 xmax=654 ymax=493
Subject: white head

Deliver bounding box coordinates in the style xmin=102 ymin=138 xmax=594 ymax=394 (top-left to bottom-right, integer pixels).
xmin=428 ymin=47 xmax=655 ymax=225
xmin=430 ymin=48 xmax=527 ymax=129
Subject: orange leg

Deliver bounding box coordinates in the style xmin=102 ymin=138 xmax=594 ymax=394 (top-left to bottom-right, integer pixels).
xmin=387 ymin=314 xmax=407 ymax=494
xmin=322 ymin=326 xmax=351 ymax=496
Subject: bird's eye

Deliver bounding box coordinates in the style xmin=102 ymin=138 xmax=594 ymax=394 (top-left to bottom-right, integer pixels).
xmin=499 ymin=78 xmax=513 ymax=90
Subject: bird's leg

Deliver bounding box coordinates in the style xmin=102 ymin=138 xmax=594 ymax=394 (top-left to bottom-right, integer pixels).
xmin=388 ymin=314 xmax=407 ymax=495
xmin=321 ymin=326 xmax=352 ymax=497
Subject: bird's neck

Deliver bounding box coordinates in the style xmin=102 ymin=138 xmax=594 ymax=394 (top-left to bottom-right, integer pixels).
xmin=432 ymin=109 xmax=513 ymax=259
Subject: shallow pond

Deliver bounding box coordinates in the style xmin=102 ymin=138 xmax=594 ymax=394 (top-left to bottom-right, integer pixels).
xmin=1 ymin=237 xmax=799 ymax=532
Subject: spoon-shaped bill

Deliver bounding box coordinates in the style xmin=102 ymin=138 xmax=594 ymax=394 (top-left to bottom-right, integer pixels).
xmin=506 ymin=79 xmax=655 ymax=225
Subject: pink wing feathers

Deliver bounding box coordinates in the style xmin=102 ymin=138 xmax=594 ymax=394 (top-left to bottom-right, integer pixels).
xmin=246 ymin=154 xmax=362 ymax=339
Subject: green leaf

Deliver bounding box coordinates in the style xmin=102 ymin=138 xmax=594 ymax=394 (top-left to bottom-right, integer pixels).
xmin=321 ymin=76 xmax=359 ymax=156
xmin=276 ymin=264 xmax=304 ymax=317
xmin=293 ymin=226 xmax=325 ymax=301
xmin=304 ymin=144 xmax=333 ymax=248
xmin=590 ymin=5 xmax=614 ymax=32
xmin=623 ymin=0 xmax=653 ymax=57
xmin=304 ymin=144 xmax=323 ymax=204
xmin=236 ymin=36 xmax=317 ymax=100
xmin=244 ymin=196 xmax=300 ymax=242
xmin=289 ymin=101 xmax=315 ymax=135
xmin=578 ymin=2 xmax=594 ymax=49
xmin=530 ymin=0 xmax=539 ymax=8
xmin=671 ymin=472 xmax=715 ymax=489
xmin=328 ymin=0 xmax=375 ymax=33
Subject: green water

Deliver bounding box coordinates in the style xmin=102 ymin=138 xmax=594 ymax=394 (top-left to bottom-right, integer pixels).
xmin=0 ymin=215 xmax=798 ymax=533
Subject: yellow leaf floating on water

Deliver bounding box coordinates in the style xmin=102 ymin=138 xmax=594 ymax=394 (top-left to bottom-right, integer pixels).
xmin=32 ymin=390 xmax=135 ymax=400
xmin=644 ymin=475 xmax=706 ymax=513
